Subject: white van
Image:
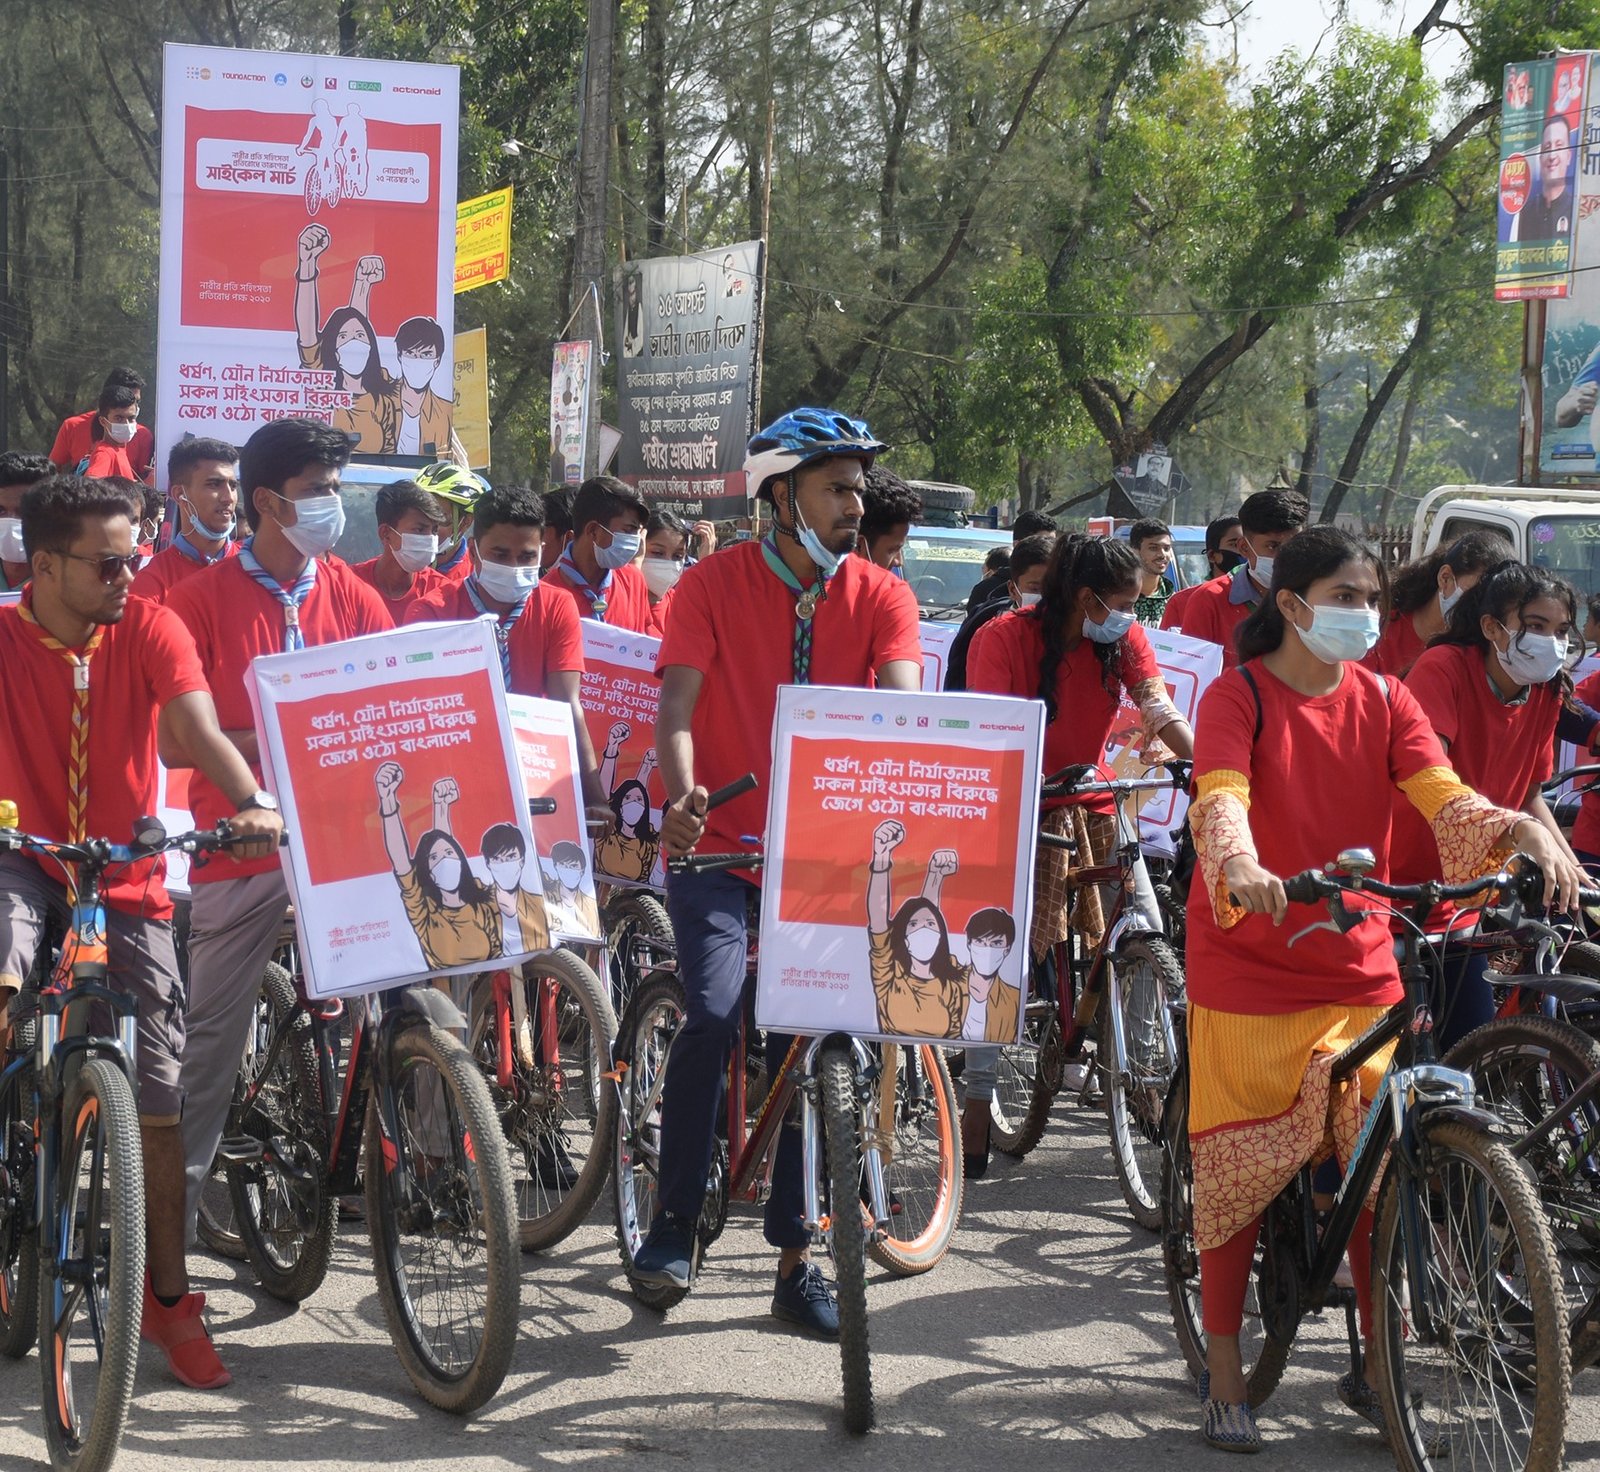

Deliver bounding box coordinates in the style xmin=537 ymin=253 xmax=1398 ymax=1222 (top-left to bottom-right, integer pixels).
xmin=1410 ymin=485 xmax=1600 ymax=600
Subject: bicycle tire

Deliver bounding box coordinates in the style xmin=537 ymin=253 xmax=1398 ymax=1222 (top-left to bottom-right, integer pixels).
xmin=40 ymin=1059 xmax=144 ymax=1472
xmin=1370 ymin=1118 xmax=1570 ymax=1472
xmin=1104 ymin=936 xmax=1184 ymax=1232
xmin=471 ymin=949 xmax=617 ymax=1252
xmin=1444 ymin=1013 xmax=1600 ymax=1371
xmin=196 ymin=1173 xmax=247 ymax=1262
xmin=365 ymin=1022 xmax=519 ymax=1414
xmin=228 ymin=962 xmax=335 ymax=1302
xmin=1159 ymin=1058 xmax=1289 ymax=1408
xmin=867 ymin=1043 xmax=963 ymax=1276
xmin=990 ymin=1002 xmax=1059 ymax=1158
xmin=611 ymin=971 xmax=692 ymax=1311
xmin=820 ymin=1040 xmax=874 ymax=1435
xmin=602 ymin=892 xmax=673 ymax=1017
xmin=0 ymin=1016 xmax=38 ymax=1358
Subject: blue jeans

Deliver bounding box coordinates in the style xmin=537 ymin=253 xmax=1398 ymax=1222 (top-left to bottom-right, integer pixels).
xmin=659 ymin=867 xmax=807 ymax=1250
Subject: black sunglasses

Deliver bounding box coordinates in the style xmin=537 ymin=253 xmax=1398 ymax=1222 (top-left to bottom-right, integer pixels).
xmin=61 ymin=552 xmax=142 ymax=585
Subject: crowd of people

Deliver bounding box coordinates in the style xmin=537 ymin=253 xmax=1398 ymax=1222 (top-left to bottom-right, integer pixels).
xmin=0 ymin=368 xmax=1595 ymax=1453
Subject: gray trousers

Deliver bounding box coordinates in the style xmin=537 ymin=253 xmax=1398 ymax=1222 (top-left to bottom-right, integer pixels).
xmin=180 ymin=869 xmax=292 ymax=1239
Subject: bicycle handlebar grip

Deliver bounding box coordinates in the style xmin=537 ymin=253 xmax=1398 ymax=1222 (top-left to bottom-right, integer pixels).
xmin=526 ymin=797 xmax=559 ymax=817
xmin=1282 ymin=872 xmax=1323 ymax=906
xmin=703 ymin=773 xmax=758 ymax=813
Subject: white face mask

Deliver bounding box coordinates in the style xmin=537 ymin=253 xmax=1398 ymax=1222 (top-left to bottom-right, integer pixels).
xmin=1249 ymin=551 xmax=1275 ymax=589
xmin=1015 ymin=591 xmax=1041 ymax=609
xmin=557 ymin=864 xmax=583 ymax=892
xmin=968 ymin=941 xmax=1007 ymax=978
xmin=620 ymin=799 xmax=647 ymax=827
xmin=1292 ymin=596 xmax=1381 ymax=665
xmin=906 ymin=926 xmax=942 ymax=965
xmin=336 ymin=339 xmax=372 ymax=377
xmin=641 ymin=556 xmax=683 ymax=598
xmin=274 ymin=492 xmax=345 ymax=558
xmin=1438 ymin=582 xmax=1464 ymax=619
xmin=1084 ymin=592 xmax=1136 ymax=644
xmin=392 ymin=532 xmax=439 ymax=575
xmin=473 ymin=554 xmax=540 ymax=604
xmin=1496 ymin=624 xmax=1569 ymax=686
xmin=596 ymin=528 xmax=643 ymax=570
xmin=0 ymin=518 xmax=25 ymax=564
xmin=488 ymin=858 xmax=522 ymax=892
xmin=183 ymin=495 xmax=236 ymax=541
xmin=104 ymin=419 xmax=137 ymax=445
xmin=399 ymin=355 xmax=437 ymax=391
xmin=430 ymin=855 xmax=463 ymax=892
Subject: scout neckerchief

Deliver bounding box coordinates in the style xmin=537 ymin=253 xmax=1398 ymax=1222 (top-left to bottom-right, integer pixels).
xmin=173 ymin=528 xmax=230 ymax=566
xmin=760 ymin=534 xmax=828 ymax=685
xmin=17 ymin=592 xmax=104 ymax=848
xmin=556 ymin=549 xmax=612 ymax=620
xmin=238 ymin=539 xmax=316 ymax=653
xmin=465 ymin=576 xmax=528 ymax=682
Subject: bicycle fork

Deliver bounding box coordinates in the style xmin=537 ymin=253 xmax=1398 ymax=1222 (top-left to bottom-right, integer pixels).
xmin=798 ymin=1038 xmax=889 ymax=1243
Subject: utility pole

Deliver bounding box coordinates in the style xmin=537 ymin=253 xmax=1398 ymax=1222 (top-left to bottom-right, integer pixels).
xmin=570 ymin=0 xmax=616 ymax=478
xmin=0 ymin=145 xmax=9 ymax=454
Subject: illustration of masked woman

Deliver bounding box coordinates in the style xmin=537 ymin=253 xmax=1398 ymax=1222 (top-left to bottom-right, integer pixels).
xmin=595 ymin=724 xmax=661 ymax=883
xmin=865 ymin=820 xmax=964 ymax=1038
xmin=376 ymin=762 xmax=502 ymax=969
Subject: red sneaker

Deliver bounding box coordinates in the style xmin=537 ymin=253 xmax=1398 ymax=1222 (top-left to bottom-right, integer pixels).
xmin=141 ymin=1277 xmax=231 ymax=1389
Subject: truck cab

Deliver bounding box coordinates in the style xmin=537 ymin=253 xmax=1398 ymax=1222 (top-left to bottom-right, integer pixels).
xmin=1410 ymin=486 xmax=1600 ymax=600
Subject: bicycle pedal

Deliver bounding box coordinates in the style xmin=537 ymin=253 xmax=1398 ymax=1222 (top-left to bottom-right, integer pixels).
xmin=215 ymin=1135 xmax=265 ymax=1166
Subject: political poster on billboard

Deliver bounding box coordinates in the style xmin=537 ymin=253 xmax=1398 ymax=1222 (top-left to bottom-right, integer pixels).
xmin=550 ymin=341 xmax=592 ymax=486
xmin=1496 ymin=54 xmax=1589 ymax=302
xmin=249 ymin=619 xmax=547 ymax=999
xmin=157 ymin=44 xmax=459 ymax=476
xmin=1540 ymin=64 xmax=1600 ymax=476
xmin=756 ymin=686 xmax=1044 ymax=1047
xmin=615 ymin=240 xmax=764 ymax=520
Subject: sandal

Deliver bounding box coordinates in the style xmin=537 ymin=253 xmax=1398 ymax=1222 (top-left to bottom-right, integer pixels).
xmin=1201 ymin=1395 xmax=1262 ymax=1454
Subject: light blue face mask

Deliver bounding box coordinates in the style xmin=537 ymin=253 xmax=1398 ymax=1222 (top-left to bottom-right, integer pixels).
xmin=595 ymin=528 xmax=642 ymax=570
xmin=1084 ymin=592 xmax=1136 ymax=644
xmin=274 ymin=491 xmax=345 ymax=558
xmin=798 ymin=519 xmax=844 ymax=580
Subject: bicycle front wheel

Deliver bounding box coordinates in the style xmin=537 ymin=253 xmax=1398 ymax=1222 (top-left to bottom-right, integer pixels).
xmin=1370 ymin=1119 xmax=1570 ymax=1472
xmin=40 ymin=1059 xmax=144 ymax=1472
xmin=819 ymin=1040 xmax=873 ymax=1434
xmin=0 ymin=1015 xmax=39 ymax=1358
xmin=1105 ymin=935 xmax=1184 ymax=1232
xmin=365 ymin=1023 xmax=520 ymax=1414
xmin=867 ymin=1043 xmax=962 ymax=1276
xmin=601 ymin=891 xmax=673 ymax=1017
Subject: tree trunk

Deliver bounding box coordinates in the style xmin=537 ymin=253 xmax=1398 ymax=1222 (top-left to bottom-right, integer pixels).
xmin=1295 ymin=368 xmax=1320 ymax=502
xmin=643 ymin=0 xmax=668 ymax=249
xmin=338 ymin=0 xmax=358 ymax=56
xmin=1376 ymin=375 xmax=1423 ymax=527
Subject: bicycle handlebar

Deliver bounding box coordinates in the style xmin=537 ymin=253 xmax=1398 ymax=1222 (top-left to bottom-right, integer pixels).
xmin=0 ymin=819 xmax=272 ymax=869
xmin=1279 ymin=855 xmax=1600 ymax=912
xmin=1544 ymin=763 xmax=1600 ymax=791
xmin=1041 ymin=759 xmax=1191 ymax=801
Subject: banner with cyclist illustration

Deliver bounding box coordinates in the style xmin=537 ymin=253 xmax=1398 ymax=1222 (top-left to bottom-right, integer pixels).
xmin=1102 ymin=627 xmax=1221 ymax=858
xmin=156 ymin=44 xmax=459 ymax=479
xmin=757 ymin=685 xmax=1044 ymax=1047
xmin=249 ymin=619 xmax=549 ymax=999
xmin=577 ymin=620 xmax=666 ymax=890
xmin=506 ymin=694 xmax=603 ymax=944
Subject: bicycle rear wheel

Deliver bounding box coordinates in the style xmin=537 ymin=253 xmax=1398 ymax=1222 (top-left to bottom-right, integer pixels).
xmin=819 ymin=1040 xmax=874 ymax=1435
xmin=601 ymin=892 xmax=673 ymax=1017
xmin=0 ymin=1015 xmax=38 ymax=1358
xmin=40 ymin=1059 xmax=144 ymax=1472
xmin=1370 ymin=1119 xmax=1570 ymax=1472
xmin=1105 ymin=935 xmax=1184 ymax=1232
xmin=365 ymin=1022 xmax=519 ymax=1414
xmin=471 ymin=950 xmax=617 ymax=1251
xmin=867 ymin=1043 xmax=962 ymax=1276
xmin=990 ymin=999 xmax=1060 ymax=1158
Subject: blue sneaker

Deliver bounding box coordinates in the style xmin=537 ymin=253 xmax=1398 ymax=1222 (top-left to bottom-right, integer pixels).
xmin=632 ymin=1212 xmax=695 ymax=1289
xmin=771 ymin=1261 xmax=840 ymax=1339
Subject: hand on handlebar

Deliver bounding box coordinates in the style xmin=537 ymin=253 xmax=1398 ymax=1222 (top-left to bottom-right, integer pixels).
xmin=1224 ymin=855 xmax=1287 ymax=926
xmin=1510 ymin=824 xmax=1589 ymax=915
xmin=662 ymin=788 xmax=708 ymax=858
xmin=222 ymin=807 xmax=284 ymax=862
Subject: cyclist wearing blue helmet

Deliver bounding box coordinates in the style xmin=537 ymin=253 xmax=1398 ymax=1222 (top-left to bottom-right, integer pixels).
xmin=628 ymin=409 xmax=922 ymax=1334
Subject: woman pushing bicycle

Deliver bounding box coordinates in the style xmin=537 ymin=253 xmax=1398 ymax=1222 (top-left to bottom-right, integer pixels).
xmin=1184 ymin=525 xmax=1585 ymax=1453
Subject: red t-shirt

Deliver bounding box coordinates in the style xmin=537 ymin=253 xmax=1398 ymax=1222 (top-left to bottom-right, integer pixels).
xmin=1387 ymin=643 xmax=1558 ymax=886
xmin=1187 ymin=660 xmax=1444 ymax=1014
xmin=129 ymin=541 xmax=238 ymax=605
xmin=1177 ymin=571 xmax=1260 ymax=668
xmin=0 ymin=593 xmax=208 ymax=917
xmin=350 ymin=556 xmax=449 ymax=623
xmin=965 ymin=609 xmax=1160 ymax=813
xmin=404 ymin=578 xmax=584 ymax=697
xmin=547 ymin=559 xmax=654 ymax=633
xmin=656 ymin=544 xmax=921 ymax=865
xmin=166 ymin=555 xmax=392 ymax=884
xmin=1574 ymin=669 xmax=1600 ymax=857
xmin=1159 ymin=581 xmax=1201 ymax=631
xmin=1362 ymin=611 xmax=1426 ymax=679
xmin=49 ymin=410 xmax=155 ymax=482
xmin=83 ymin=440 xmax=138 ymax=481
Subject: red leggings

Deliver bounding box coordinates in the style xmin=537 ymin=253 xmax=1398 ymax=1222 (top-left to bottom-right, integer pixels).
xmin=1200 ymin=1206 xmax=1376 ymax=1339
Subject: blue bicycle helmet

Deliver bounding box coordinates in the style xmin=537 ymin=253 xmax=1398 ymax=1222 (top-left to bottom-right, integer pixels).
xmin=743 ymin=408 xmax=887 ymax=501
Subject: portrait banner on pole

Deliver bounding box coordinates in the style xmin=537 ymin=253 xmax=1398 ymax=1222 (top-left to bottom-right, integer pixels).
xmin=249 ymin=619 xmax=544 ymax=998
xmin=454 ymin=186 xmax=512 ymax=293
xmin=157 ymin=44 xmax=460 ymax=473
xmin=550 ymin=341 xmax=593 ymax=486
xmin=756 ymin=685 xmax=1044 ymax=1047
xmin=1496 ymin=54 xmax=1590 ymax=301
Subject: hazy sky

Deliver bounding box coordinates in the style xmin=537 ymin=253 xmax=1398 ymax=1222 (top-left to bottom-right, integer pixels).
xmin=1219 ymin=0 xmax=1467 ymax=81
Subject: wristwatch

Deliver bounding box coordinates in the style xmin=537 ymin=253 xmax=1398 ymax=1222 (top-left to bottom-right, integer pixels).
xmin=237 ymin=791 xmax=280 ymax=814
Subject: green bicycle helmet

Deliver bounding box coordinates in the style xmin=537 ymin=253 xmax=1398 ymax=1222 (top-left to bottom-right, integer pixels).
xmin=414 ymin=462 xmax=486 ymax=509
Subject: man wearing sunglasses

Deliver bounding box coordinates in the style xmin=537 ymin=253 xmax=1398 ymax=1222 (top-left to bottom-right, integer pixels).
xmin=0 ymin=474 xmax=283 ymax=1390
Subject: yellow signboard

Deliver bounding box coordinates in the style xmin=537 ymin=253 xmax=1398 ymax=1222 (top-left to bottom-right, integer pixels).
xmin=455 ymin=187 xmax=513 ymax=293
xmin=453 ymin=327 xmax=491 ymax=468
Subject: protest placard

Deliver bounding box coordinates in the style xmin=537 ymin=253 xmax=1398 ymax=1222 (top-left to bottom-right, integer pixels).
xmin=756 ymin=685 xmax=1043 ymax=1047
xmin=157 ymin=764 xmax=195 ymax=896
xmin=507 ymin=693 xmax=604 ymax=944
xmin=919 ymin=621 xmax=957 ymax=692
xmin=250 ymin=619 xmax=547 ymax=998
xmin=577 ymin=621 xmax=666 ymax=889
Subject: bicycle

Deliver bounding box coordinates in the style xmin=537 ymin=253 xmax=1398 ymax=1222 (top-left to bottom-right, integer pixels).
xmin=989 ymin=762 xmax=1187 ymax=1233
xmin=1162 ymin=848 xmax=1571 ymax=1472
xmin=298 ymin=144 xmax=346 ymax=214
xmin=212 ymin=907 xmax=520 ymax=1412
xmin=0 ymin=808 xmax=252 ymax=1472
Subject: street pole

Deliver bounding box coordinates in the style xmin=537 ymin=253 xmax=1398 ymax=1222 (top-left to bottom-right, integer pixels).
xmin=0 ymin=145 xmax=9 ymax=454
xmin=570 ymin=0 xmax=616 ymax=479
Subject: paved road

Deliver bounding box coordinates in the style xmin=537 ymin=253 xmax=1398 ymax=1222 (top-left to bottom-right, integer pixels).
xmin=0 ymin=1096 xmax=1596 ymax=1471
